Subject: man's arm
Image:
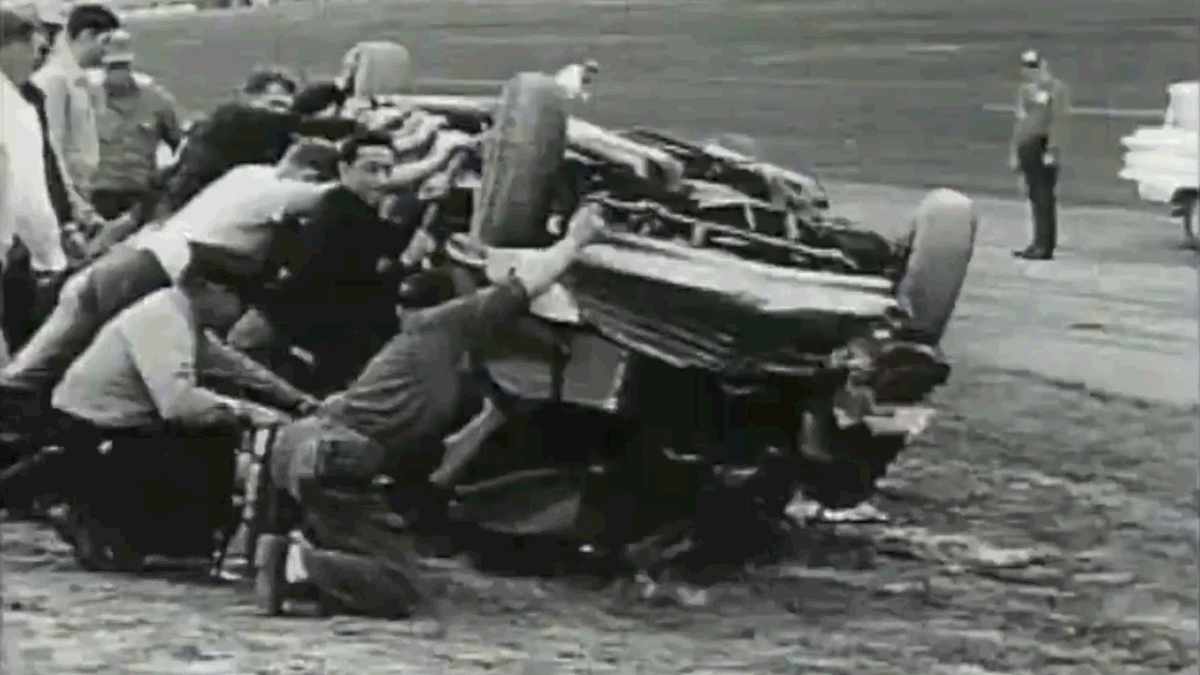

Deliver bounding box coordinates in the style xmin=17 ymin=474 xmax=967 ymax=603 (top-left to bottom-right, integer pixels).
xmin=198 ymin=330 xmax=319 ymax=414
xmin=416 ymin=204 xmax=605 ymax=354
xmin=156 ymin=88 xmax=185 ymax=151
xmin=385 ymin=132 xmax=474 ymax=190
xmin=1008 ymin=86 xmax=1026 ymax=164
xmin=12 ymin=166 xmax=70 ymax=274
xmin=121 ymin=301 xmax=251 ymax=429
xmin=38 ymin=74 xmax=71 ymax=170
xmin=1048 ymin=81 xmax=1071 ymax=156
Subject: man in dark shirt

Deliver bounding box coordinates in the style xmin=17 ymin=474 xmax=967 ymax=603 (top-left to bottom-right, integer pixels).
xmin=253 ymin=129 xmax=475 ymax=394
xmin=256 ymin=203 xmax=605 ymax=623
xmin=163 ymin=67 xmax=362 ymax=212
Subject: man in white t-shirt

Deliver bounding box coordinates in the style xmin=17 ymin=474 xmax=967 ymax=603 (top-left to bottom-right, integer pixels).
xmin=0 ymin=139 xmax=338 ymax=413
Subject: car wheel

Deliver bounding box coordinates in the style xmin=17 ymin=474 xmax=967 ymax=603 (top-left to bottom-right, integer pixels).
xmin=470 ymin=72 xmax=568 ymax=248
xmin=1183 ymin=196 xmax=1199 ymax=249
xmin=254 ymin=534 xmax=288 ymax=616
xmin=895 ymin=188 xmax=978 ymax=345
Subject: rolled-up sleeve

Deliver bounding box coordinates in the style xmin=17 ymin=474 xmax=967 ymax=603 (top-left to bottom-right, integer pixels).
xmin=119 ymin=300 xmax=241 ymax=427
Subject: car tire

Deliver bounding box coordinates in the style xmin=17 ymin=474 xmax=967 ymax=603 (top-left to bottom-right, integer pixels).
xmin=471 ymin=72 xmax=567 ymax=248
xmin=1182 ymin=196 xmax=1199 ymax=249
xmin=254 ymin=534 xmax=288 ymax=616
xmin=895 ymin=188 xmax=978 ymax=345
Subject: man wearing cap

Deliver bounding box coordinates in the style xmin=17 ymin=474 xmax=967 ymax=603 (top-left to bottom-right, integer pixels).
xmin=1 ymin=1 xmax=67 ymax=367
xmin=4 ymin=2 xmax=108 ymax=356
xmin=86 ymin=29 xmax=183 ymax=223
xmin=1009 ymin=50 xmax=1071 ymax=260
xmin=256 ymin=203 xmax=606 ymax=623
xmin=48 ymin=258 xmax=301 ymax=567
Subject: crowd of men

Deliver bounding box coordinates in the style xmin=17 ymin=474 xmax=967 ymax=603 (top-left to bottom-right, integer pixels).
xmin=0 ymin=0 xmax=608 ymax=626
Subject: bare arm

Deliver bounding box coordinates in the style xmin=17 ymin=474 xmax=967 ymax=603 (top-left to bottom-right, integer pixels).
xmin=198 ymin=330 xmax=318 ymax=413
xmin=410 ymin=203 xmax=604 ymax=355
xmin=384 ymin=139 xmax=464 ymax=190
xmin=511 ymin=203 xmax=604 ymax=298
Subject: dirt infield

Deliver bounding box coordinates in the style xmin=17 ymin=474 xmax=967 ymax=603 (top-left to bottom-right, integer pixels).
xmin=5 ymin=178 xmax=1197 ymax=674
xmin=4 ymin=1 xmax=1199 ymax=672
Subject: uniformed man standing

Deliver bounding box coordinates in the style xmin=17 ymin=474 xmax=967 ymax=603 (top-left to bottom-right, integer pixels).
xmin=1009 ymin=50 xmax=1071 ymax=261
xmin=87 ymin=29 xmax=183 ymax=222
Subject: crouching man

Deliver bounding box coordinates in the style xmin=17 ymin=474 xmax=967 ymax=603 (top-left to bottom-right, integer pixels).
xmin=49 ymin=256 xmax=307 ymax=569
xmin=258 ymin=203 xmax=605 ymax=623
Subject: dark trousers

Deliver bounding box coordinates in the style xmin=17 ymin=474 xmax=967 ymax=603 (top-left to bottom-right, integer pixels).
xmin=1017 ymin=135 xmax=1058 ymax=254
xmin=90 ymin=188 xmax=156 ymax=222
xmin=268 ymin=416 xmax=425 ymax=617
xmin=53 ymin=414 xmax=240 ymax=559
xmin=0 ymin=246 xmax=169 ymax=402
xmin=2 ymin=243 xmax=44 ymax=354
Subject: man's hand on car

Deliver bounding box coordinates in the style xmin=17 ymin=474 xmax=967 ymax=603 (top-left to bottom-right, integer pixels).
xmin=565 ymin=201 xmax=606 ymax=246
xmin=433 ymin=129 xmax=477 ymax=154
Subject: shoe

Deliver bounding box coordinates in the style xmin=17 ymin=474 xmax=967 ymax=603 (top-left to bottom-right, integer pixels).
xmin=1012 ymin=247 xmax=1053 ymax=260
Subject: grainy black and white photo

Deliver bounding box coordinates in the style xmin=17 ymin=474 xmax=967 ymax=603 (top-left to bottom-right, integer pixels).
xmin=1 ymin=0 xmax=1197 ymax=672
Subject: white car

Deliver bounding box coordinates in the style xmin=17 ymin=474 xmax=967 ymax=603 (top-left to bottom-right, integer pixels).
xmin=1119 ymin=80 xmax=1199 ymax=246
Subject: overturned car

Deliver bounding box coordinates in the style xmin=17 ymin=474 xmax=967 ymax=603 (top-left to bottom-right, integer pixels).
xmin=319 ymin=71 xmax=980 ymax=568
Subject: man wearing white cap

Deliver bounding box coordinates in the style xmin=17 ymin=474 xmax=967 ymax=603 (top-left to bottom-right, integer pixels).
xmin=86 ymin=29 xmax=183 ymax=223
xmin=1009 ymin=49 xmax=1071 ymax=260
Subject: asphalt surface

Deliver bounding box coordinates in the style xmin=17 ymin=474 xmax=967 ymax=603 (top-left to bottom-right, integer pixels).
xmin=126 ymin=0 xmax=1198 ymax=208
xmin=3 ymin=2 xmax=1198 ymax=673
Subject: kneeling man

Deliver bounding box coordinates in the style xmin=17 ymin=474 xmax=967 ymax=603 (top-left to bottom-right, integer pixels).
xmin=260 ymin=203 xmax=605 ymax=621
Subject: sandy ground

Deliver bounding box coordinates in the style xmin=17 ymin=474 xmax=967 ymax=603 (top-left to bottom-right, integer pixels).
xmin=4 ymin=1 xmax=1200 ymax=672
xmin=4 ymin=181 xmax=1196 ymax=674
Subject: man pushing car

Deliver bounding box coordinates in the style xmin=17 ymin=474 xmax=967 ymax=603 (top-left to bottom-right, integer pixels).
xmin=255 ymin=202 xmax=606 ymax=624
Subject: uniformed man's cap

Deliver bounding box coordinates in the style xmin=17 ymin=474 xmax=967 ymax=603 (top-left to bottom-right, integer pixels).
xmin=1020 ymin=49 xmax=1042 ymax=67
xmin=35 ymin=0 xmax=66 ymax=26
xmin=101 ymin=29 xmax=134 ymax=64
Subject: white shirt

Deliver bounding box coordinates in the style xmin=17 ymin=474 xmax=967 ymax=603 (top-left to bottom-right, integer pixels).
xmin=164 ymin=165 xmax=334 ymax=267
xmin=0 ymin=72 xmax=70 ymax=273
xmin=53 ymin=287 xmax=237 ymax=428
xmin=131 ymin=228 xmax=192 ymax=282
xmin=30 ymin=35 xmax=100 ymax=188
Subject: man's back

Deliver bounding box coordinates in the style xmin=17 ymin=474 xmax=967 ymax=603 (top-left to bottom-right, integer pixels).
xmin=53 ymin=287 xmax=193 ymax=428
xmin=162 ymin=164 xmax=331 ymax=267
